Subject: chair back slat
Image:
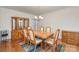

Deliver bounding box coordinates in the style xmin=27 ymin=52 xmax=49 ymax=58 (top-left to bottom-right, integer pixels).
xmin=46 ymin=27 xmax=51 ymax=33
xmin=29 ymin=30 xmax=35 ymax=41
xmin=56 ymin=31 xmax=59 ymax=40
xmin=54 ymin=32 xmax=58 ymax=46
xmin=55 ymin=29 xmax=61 ymax=40
xmin=40 ymin=27 xmax=44 ymax=32
xmin=28 ymin=27 xmax=32 ymax=30
xmin=23 ymin=29 xmax=27 ymax=37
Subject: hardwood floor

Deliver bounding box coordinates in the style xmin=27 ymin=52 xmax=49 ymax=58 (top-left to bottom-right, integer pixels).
xmin=0 ymin=40 xmax=79 ymax=52
xmin=0 ymin=40 xmax=25 ymax=52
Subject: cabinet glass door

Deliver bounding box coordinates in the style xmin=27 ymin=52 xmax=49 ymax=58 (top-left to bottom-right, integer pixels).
xmin=12 ymin=19 xmax=16 ymax=30
xmin=24 ymin=18 xmax=28 ymax=28
xmin=19 ymin=18 xmax=23 ymax=29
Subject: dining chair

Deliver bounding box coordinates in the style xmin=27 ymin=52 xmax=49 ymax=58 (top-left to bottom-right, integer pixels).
xmin=23 ymin=29 xmax=30 ymax=45
xmin=28 ymin=30 xmax=42 ymax=51
xmin=28 ymin=26 xmax=32 ymax=30
xmin=46 ymin=27 xmax=51 ymax=33
xmin=23 ymin=29 xmax=28 ymax=38
xmin=40 ymin=27 xmax=44 ymax=32
xmin=55 ymin=29 xmax=62 ymax=51
xmin=17 ymin=30 xmax=25 ymax=46
xmin=45 ymin=29 xmax=60 ymax=51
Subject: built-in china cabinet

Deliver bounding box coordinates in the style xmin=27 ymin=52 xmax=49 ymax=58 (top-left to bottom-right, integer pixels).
xmin=11 ymin=16 xmax=29 ymax=44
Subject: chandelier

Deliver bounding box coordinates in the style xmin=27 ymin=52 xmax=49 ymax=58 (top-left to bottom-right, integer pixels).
xmin=34 ymin=16 xmax=44 ymax=20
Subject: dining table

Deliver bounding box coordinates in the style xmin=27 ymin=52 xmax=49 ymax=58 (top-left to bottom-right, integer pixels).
xmin=34 ymin=31 xmax=53 ymax=40
xmin=34 ymin=31 xmax=54 ymax=49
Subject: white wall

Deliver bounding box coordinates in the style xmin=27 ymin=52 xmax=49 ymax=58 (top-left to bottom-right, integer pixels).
xmin=39 ymin=7 xmax=79 ymax=32
xmin=1 ymin=7 xmax=79 ymax=39
xmin=0 ymin=7 xmax=35 ymax=39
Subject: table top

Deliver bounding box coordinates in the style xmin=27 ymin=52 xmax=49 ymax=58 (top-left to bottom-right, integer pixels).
xmin=34 ymin=31 xmax=53 ymax=39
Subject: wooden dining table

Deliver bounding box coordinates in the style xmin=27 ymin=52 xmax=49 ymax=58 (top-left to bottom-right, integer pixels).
xmin=34 ymin=31 xmax=54 ymax=49
xmin=34 ymin=31 xmax=53 ymax=40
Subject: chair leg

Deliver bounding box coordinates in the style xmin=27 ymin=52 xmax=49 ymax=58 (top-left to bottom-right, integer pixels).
xmin=55 ymin=43 xmax=58 ymax=52
xmin=29 ymin=41 xmax=31 ymax=47
xmin=52 ymin=44 xmax=55 ymax=52
xmin=27 ymin=40 xmax=29 ymax=46
xmin=40 ymin=42 xmax=42 ymax=49
xmin=45 ymin=42 xmax=47 ymax=48
xmin=26 ymin=40 xmax=30 ymax=49
xmin=44 ymin=43 xmax=49 ymax=51
xmin=34 ymin=45 xmax=36 ymax=52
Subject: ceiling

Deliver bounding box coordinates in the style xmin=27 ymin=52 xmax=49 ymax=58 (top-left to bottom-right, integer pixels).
xmin=1 ymin=6 xmax=67 ymax=15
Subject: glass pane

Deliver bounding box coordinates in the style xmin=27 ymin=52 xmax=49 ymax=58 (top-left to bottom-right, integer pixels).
xmin=19 ymin=19 xmax=23 ymax=29
xmin=13 ymin=19 xmax=16 ymax=30
xmin=24 ymin=19 xmax=28 ymax=28
xmin=32 ymin=19 xmax=36 ymax=31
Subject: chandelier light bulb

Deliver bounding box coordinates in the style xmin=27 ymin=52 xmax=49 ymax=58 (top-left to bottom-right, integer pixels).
xmin=34 ymin=16 xmax=38 ymax=19
xmin=39 ymin=16 xmax=44 ymax=19
xmin=34 ymin=16 xmax=44 ymax=20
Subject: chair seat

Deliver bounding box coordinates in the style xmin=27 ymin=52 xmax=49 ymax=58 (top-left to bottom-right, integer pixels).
xmin=36 ymin=38 xmax=42 ymax=44
xmin=45 ymin=39 xmax=54 ymax=45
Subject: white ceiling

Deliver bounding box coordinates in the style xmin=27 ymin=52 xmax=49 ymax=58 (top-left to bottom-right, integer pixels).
xmin=1 ymin=6 xmax=67 ymax=15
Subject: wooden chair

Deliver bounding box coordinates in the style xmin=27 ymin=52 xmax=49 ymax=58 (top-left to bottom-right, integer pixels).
xmin=55 ymin=29 xmax=62 ymax=51
xmin=40 ymin=27 xmax=44 ymax=32
xmin=23 ymin=29 xmax=30 ymax=45
xmin=45 ymin=29 xmax=60 ymax=51
xmin=46 ymin=27 xmax=51 ymax=33
xmin=18 ymin=29 xmax=28 ymax=45
xmin=28 ymin=27 xmax=32 ymax=30
xmin=23 ymin=29 xmax=28 ymax=38
xmin=28 ymin=30 xmax=42 ymax=51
